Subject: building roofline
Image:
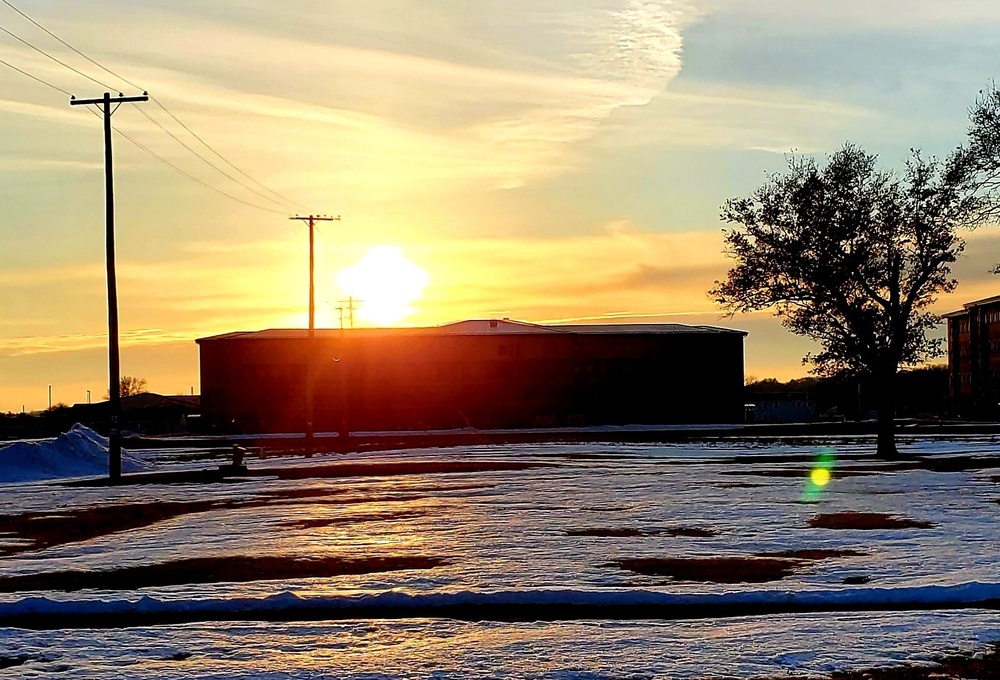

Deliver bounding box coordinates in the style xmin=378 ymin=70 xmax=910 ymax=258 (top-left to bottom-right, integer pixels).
xmin=196 ymin=319 xmax=748 ymax=343
xmin=963 ymin=294 xmax=1000 ymax=309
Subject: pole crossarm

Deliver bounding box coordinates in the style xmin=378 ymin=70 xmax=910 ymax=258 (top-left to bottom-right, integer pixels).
xmin=71 ymin=93 xmax=149 ymax=106
xmin=289 ymin=214 xmax=340 ymax=223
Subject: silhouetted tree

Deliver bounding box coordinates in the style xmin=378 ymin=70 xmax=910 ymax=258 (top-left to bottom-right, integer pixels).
xmin=962 ymin=86 xmax=1000 ymax=243
xmin=712 ymin=144 xmax=979 ymax=456
xmin=106 ymin=376 xmax=147 ymax=399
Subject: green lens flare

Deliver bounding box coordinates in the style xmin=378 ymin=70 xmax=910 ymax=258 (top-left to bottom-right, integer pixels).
xmin=802 ymin=447 xmax=837 ymax=503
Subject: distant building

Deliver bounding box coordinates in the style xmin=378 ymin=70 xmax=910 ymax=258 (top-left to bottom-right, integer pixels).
xmin=196 ymin=320 xmax=747 ymax=434
xmin=69 ymin=393 xmax=201 ymax=435
xmin=944 ymin=295 xmax=1000 ymax=416
xmin=748 ymin=392 xmax=817 ymax=424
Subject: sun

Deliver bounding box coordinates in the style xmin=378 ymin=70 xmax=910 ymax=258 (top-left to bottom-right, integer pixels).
xmin=335 ymin=246 xmax=429 ymax=326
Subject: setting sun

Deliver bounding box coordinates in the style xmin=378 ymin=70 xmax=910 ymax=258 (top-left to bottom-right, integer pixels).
xmin=336 ymin=247 xmax=430 ymax=326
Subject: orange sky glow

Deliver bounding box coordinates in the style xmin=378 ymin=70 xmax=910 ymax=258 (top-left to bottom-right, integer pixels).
xmin=3 ymin=1 xmax=1000 ymax=411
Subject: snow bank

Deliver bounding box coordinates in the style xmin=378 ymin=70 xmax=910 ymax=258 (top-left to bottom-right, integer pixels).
xmin=2 ymin=582 xmax=998 ymax=626
xmin=0 ymin=424 xmax=148 ymax=483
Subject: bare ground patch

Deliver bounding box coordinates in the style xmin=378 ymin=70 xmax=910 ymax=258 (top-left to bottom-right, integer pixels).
xmin=0 ymin=500 xmax=224 ymax=557
xmin=65 ymin=460 xmax=553 ymax=487
xmin=568 ymin=528 xmax=653 ymax=537
xmin=611 ymin=557 xmax=802 ymax=583
xmin=0 ymin=488 xmax=428 ymax=557
xmin=612 ymin=546 xmax=864 ymax=583
xmin=0 ymin=554 xmax=448 ymax=592
xmin=754 ymin=549 xmax=866 ymax=560
xmin=827 ymin=642 xmax=1000 ymax=680
xmin=567 ymin=526 xmax=718 ymax=538
xmin=809 ymin=512 xmax=934 ymax=530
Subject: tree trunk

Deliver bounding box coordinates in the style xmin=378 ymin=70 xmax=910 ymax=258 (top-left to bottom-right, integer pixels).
xmin=875 ymin=367 xmax=898 ymax=458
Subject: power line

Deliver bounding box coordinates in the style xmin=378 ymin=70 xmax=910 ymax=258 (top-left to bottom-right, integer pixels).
xmin=0 ymin=0 xmax=143 ymax=92
xmin=0 ymin=55 xmax=72 ymax=96
xmin=84 ymin=108 xmax=286 ymax=215
xmin=0 ymin=21 xmax=114 ymax=91
xmin=150 ymin=96 xmax=305 ymax=210
xmin=2 ymin=2 xmax=307 ymax=214
xmin=0 ymin=0 xmax=304 ymax=211
xmin=116 ymin=126 xmax=288 ymax=215
xmin=131 ymin=103 xmax=292 ymax=209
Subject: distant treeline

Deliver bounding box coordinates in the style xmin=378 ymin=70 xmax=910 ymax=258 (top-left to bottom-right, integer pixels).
xmin=0 ymin=405 xmax=76 ymax=440
xmin=745 ymin=366 xmax=949 ymax=420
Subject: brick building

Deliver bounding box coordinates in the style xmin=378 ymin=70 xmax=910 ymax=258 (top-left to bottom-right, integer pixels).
xmin=196 ymin=319 xmax=747 ymax=434
xmin=944 ymin=295 xmax=1000 ymax=416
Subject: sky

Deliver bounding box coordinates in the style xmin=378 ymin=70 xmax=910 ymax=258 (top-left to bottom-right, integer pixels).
xmin=4 ymin=0 xmax=1000 ymax=411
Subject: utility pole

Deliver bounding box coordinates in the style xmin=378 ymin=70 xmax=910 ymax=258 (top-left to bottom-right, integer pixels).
xmin=71 ymin=91 xmax=148 ymax=480
xmin=289 ymin=214 xmax=340 ymax=454
xmin=335 ymin=296 xmax=361 ymax=329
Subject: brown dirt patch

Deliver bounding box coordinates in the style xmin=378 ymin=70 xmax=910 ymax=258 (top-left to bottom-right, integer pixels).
xmin=827 ymin=642 xmax=1000 ymax=680
xmin=612 ymin=557 xmax=800 ymax=583
xmin=568 ymin=528 xmax=653 ymax=537
xmin=0 ymin=500 xmax=223 ymax=557
xmin=66 ymin=460 xmax=553 ymax=487
xmin=568 ymin=526 xmax=718 ymax=538
xmin=841 ymin=575 xmax=871 ymax=584
xmin=0 ymin=489 xmax=430 ymax=557
xmin=664 ymin=527 xmax=718 ymax=537
xmin=0 ymin=655 xmax=32 ymax=670
xmin=809 ymin=512 xmax=934 ymax=530
xmin=0 ymin=554 xmax=448 ymax=592
xmin=754 ymin=549 xmax=865 ymax=560
xmin=259 ymin=487 xmax=342 ymax=500
xmin=722 ymin=468 xmax=877 ymax=478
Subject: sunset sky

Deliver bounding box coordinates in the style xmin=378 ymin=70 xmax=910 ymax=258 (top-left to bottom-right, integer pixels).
xmin=5 ymin=0 xmax=1000 ymax=411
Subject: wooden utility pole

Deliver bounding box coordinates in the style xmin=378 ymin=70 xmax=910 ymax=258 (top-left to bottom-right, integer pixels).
xmin=335 ymin=296 xmax=361 ymax=329
xmin=71 ymin=91 xmax=148 ymax=480
xmin=289 ymin=214 xmax=340 ymax=454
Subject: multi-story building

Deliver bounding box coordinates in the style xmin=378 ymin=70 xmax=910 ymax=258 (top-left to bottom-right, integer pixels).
xmin=196 ymin=319 xmax=747 ymax=434
xmin=944 ymin=295 xmax=1000 ymax=416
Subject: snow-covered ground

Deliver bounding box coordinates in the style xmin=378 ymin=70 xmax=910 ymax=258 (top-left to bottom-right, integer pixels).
xmin=0 ymin=424 xmax=147 ymax=483
xmin=0 ymin=431 xmax=997 ymax=678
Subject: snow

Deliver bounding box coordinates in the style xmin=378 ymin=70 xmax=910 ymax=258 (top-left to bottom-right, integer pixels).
xmin=3 ymin=580 xmax=999 ymax=620
xmin=0 ymin=435 xmax=997 ymax=677
xmin=0 ymin=424 xmax=149 ymax=483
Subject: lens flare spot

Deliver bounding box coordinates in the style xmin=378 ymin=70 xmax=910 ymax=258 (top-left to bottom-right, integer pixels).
xmin=802 ymin=447 xmax=837 ymax=503
xmin=810 ymin=467 xmax=832 ymax=487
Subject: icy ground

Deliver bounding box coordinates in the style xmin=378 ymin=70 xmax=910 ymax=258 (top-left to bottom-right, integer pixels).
xmin=0 ymin=434 xmax=998 ymax=678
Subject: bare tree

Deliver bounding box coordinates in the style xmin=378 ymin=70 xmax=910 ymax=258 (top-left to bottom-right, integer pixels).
xmin=711 ymin=144 xmax=977 ymax=456
xmin=106 ymin=376 xmax=147 ymax=399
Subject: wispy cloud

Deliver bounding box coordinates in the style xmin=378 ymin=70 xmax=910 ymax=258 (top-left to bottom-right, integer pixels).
xmin=0 ymin=328 xmax=197 ymax=357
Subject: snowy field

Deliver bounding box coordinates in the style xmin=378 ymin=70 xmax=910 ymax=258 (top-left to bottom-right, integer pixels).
xmin=0 ymin=429 xmax=998 ymax=678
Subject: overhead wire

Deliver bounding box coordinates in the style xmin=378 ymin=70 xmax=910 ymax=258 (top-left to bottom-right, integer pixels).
xmin=0 ymin=55 xmax=72 ymax=96
xmin=131 ymin=103 xmax=293 ymax=209
xmin=1 ymin=0 xmax=309 ymax=214
xmin=83 ymin=106 xmax=287 ymax=215
xmin=0 ymin=0 xmax=143 ymax=92
xmin=149 ymin=97 xmax=305 ymax=210
xmin=0 ymin=22 xmax=115 ymax=91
